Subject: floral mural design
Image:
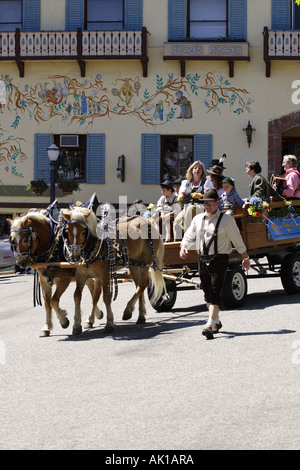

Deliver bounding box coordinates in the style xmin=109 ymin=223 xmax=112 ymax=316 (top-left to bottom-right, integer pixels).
xmin=1 ymin=71 xmax=253 ymax=129
xmin=0 ymin=72 xmax=253 ymax=180
xmin=0 ymin=127 xmax=27 ymax=183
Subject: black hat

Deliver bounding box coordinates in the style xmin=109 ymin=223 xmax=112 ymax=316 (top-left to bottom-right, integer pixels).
xmin=199 ymin=189 xmax=220 ymax=202
xmin=174 ymin=176 xmax=183 ymax=184
xmin=160 ymin=179 xmax=174 ymax=190
xmin=207 ymin=165 xmax=224 ymax=177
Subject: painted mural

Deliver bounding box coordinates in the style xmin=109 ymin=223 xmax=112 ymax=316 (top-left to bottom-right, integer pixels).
xmin=0 ymin=72 xmax=254 ymax=181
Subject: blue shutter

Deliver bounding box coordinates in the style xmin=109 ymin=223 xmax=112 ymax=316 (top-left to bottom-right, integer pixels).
xmin=168 ymin=0 xmax=187 ymax=40
xmin=272 ymin=0 xmax=290 ymax=30
xmin=125 ymin=0 xmax=143 ymax=30
xmin=141 ymin=134 xmax=160 ymax=184
xmin=23 ymin=0 xmax=40 ymax=31
xmin=86 ymin=134 xmax=105 ymax=184
xmin=34 ymin=134 xmax=52 ymax=182
xmin=193 ymin=135 xmax=212 ymax=170
xmin=228 ymin=0 xmax=247 ymax=40
xmin=66 ymin=0 xmax=84 ymax=31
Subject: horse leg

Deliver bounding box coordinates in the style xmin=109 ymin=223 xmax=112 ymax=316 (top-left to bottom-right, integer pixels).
xmin=101 ymin=282 xmax=114 ymax=333
xmin=84 ymin=278 xmax=103 ymax=329
xmin=85 ymin=278 xmax=103 ymax=324
xmin=122 ymin=267 xmax=148 ymax=324
xmin=50 ymin=278 xmax=71 ymax=330
xmin=73 ymin=276 xmax=87 ymax=335
xmin=38 ymin=274 xmax=53 ymax=337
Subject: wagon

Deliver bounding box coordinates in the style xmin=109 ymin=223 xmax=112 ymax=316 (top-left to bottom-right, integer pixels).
xmin=149 ymin=200 xmax=300 ymax=311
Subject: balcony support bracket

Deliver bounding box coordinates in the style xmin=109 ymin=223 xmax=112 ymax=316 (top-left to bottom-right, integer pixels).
xmin=77 ymin=59 xmax=86 ymax=78
xmin=16 ymin=60 xmax=24 ymax=78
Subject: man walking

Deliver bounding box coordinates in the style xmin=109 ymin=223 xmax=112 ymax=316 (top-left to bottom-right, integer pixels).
xmin=180 ymin=189 xmax=250 ymax=339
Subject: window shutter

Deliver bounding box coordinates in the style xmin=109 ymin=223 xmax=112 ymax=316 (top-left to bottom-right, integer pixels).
xmin=271 ymin=0 xmax=290 ymax=30
xmin=34 ymin=134 xmax=52 ymax=182
xmin=23 ymin=0 xmax=40 ymax=31
xmin=65 ymin=0 xmax=84 ymax=31
xmin=125 ymin=0 xmax=143 ymax=30
xmin=193 ymin=135 xmax=212 ymax=170
xmin=168 ymin=0 xmax=187 ymax=41
xmin=141 ymin=134 xmax=160 ymax=184
xmin=86 ymin=134 xmax=105 ymax=184
xmin=228 ymin=0 xmax=247 ymax=40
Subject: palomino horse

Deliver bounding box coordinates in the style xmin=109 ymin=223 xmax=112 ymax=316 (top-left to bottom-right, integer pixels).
xmin=61 ymin=207 xmax=166 ymax=334
xmin=7 ymin=211 xmax=102 ymax=337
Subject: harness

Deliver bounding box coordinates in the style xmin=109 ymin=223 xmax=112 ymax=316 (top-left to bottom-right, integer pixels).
xmin=62 ymin=212 xmax=159 ymax=302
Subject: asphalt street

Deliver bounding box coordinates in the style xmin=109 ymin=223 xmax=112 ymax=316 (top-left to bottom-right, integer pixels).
xmin=0 ymin=269 xmax=299 ymax=450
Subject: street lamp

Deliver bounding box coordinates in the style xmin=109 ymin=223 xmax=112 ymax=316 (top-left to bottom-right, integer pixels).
xmin=48 ymin=144 xmax=60 ymax=203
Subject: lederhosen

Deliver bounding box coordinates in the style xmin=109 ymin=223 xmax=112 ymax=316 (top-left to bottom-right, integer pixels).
xmin=198 ymin=212 xmax=228 ymax=306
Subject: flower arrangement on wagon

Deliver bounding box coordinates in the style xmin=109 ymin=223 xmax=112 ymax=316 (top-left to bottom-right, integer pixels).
xmin=247 ymin=196 xmax=269 ymax=218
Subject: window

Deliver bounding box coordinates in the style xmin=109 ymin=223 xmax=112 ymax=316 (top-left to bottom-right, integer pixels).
xmin=86 ymin=0 xmax=124 ymax=30
xmin=189 ymin=0 xmax=227 ymax=40
xmin=0 ymin=0 xmax=22 ymax=32
xmin=162 ymin=136 xmax=193 ymax=180
xmin=292 ymin=1 xmax=300 ymax=29
xmin=54 ymin=135 xmax=86 ymax=182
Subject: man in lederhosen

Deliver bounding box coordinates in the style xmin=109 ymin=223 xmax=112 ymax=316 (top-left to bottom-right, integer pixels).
xmin=180 ymin=189 xmax=250 ymax=340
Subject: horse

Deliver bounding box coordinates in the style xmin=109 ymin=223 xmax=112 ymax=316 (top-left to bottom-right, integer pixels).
xmin=7 ymin=211 xmax=103 ymax=337
xmin=60 ymin=206 xmax=166 ymax=334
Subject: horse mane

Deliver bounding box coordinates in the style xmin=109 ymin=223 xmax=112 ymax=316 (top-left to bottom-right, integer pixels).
xmin=68 ymin=207 xmax=97 ymax=236
xmin=11 ymin=211 xmax=49 ymax=229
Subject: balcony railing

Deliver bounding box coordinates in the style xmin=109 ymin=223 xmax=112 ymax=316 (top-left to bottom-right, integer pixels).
xmin=163 ymin=40 xmax=249 ymax=77
xmin=0 ymin=27 xmax=148 ymax=77
xmin=263 ymin=26 xmax=300 ymax=77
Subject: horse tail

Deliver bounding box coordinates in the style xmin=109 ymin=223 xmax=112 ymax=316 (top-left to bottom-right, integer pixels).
xmin=149 ymin=235 xmax=166 ymax=306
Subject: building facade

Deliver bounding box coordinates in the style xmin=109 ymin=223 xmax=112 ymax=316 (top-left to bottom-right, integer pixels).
xmin=0 ymin=0 xmax=300 ymax=223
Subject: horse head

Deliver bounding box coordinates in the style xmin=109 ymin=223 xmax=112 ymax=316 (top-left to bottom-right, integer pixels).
xmin=61 ymin=208 xmax=97 ymax=263
xmin=7 ymin=212 xmax=51 ymax=267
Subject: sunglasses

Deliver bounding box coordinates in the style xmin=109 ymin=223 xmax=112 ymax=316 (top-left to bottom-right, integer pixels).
xmin=203 ymin=201 xmax=216 ymax=206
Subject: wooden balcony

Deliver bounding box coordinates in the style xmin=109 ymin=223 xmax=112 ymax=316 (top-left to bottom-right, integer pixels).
xmin=163 ymin=41 xmax=250 ymax=77
xmin=263 ymin=26 xmax=300 ymax=77
xmin=0 ymin=27 xmax=148 ymax=77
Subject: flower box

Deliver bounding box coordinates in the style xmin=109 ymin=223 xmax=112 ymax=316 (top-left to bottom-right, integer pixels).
xmin=266 ymin=217 xmax=300 ymax=241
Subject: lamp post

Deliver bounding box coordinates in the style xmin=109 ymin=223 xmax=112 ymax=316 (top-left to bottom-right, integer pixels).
xmin=48 ymin=144 xmax=60 ymax=204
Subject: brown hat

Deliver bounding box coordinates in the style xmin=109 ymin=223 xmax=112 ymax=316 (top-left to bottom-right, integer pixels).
xmin=199 ymin=189 xmax=220 ymax=202
xmin=207 ymin=165 xmax=224 ymax=177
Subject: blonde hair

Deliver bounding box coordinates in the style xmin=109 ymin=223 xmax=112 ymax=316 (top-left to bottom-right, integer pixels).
xmin=186 ymin=160 xmax=206 ymax=181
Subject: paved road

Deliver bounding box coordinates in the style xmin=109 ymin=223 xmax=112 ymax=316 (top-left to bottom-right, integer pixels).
xmin=0 ymin=270 xmax=299 ymax=450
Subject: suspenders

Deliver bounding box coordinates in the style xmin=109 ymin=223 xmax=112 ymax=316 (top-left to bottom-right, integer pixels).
xmin=202 ymin=212 xmax=224 ymax=258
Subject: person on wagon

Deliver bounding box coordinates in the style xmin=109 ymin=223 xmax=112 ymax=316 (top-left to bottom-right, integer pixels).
xmin=155 ymin=180 xmax=181 ymax=242
xmin=281 ymin=155 xmax=300 ymax=199
xmin=173 ymin=161 xmax=206 ymax=240
xmin=179 ymin=189 xmax=250 ymax=340
xmin=220 ymin=177 xmax=244 ymax=214
xmin=245 ymin=160 xmax=284 ymax=202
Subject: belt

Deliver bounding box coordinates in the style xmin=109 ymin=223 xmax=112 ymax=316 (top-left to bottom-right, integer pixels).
xmin=200 ymin=255 xmax=215 ymax=261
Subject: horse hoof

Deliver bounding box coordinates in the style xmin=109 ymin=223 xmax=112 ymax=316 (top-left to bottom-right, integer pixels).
xmin=122 ymin=312 xmax=132 ymax=321
xmin=104 ymin=324 xmax=114 ymax=334
xmin=40 ymin=330 xmax=50 ymax=337
xmin=72 ymin=326 xmax=82 ymax=335
xmin=61 ymin=319 xmax=70 ymax=329
xmin=84 ymin=321 xmax=93 ymax=329
xmin=136 ymin=318 xmax=146 ymax=325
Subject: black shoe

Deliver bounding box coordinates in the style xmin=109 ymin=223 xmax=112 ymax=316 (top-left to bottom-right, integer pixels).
xmin=212 ymin=321 xmax=222 ymax=333
xmin=202 ymin=327 xmax=214 ymax=340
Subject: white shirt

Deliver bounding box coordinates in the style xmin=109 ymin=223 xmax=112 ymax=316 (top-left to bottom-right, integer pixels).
xmin=181 ymin=210 xmax=246 ymax=255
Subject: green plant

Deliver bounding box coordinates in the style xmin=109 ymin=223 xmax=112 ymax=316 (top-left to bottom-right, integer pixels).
xmin=58 ymin=180 xmax=80 ymax=192
xmin=268 ymin=201 xmax=300 ymax=220
xmin=26 ymin=179 xmax=48 ymax=191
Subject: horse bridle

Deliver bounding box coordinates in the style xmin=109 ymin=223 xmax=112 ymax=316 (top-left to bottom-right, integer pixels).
xmin=10 ymin=225 xmax=38 ymax=261
xmin=62 ymin=219 xmax=91 ymax=262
